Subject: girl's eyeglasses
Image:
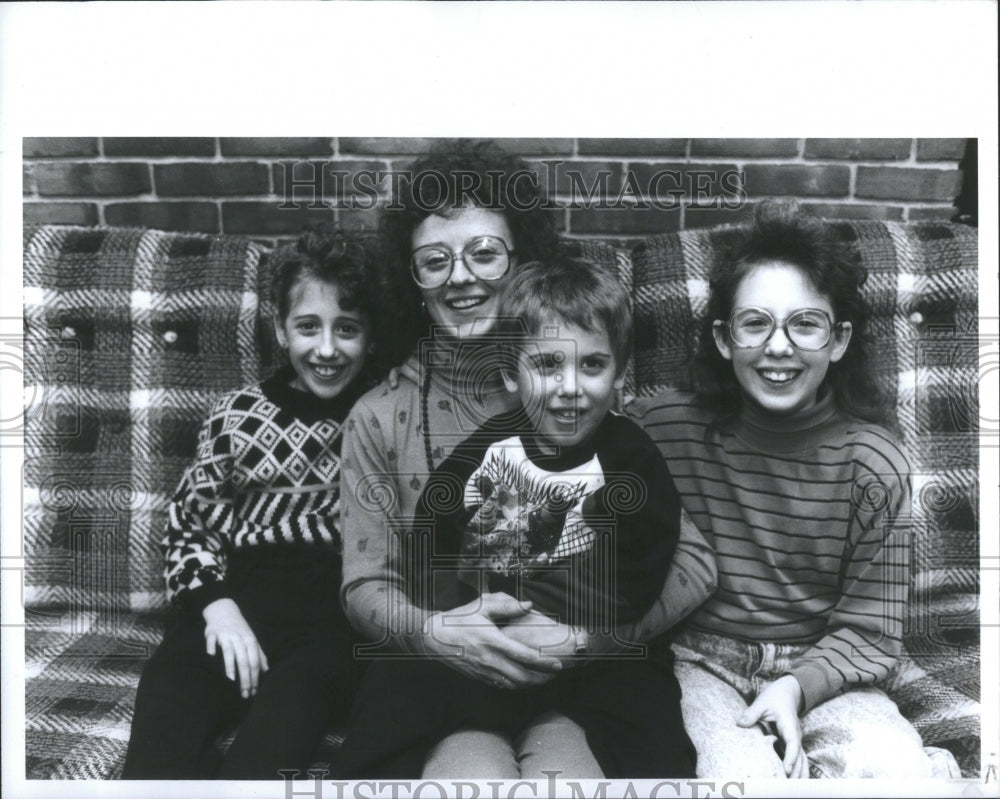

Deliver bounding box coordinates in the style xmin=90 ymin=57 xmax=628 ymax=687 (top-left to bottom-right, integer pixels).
xmin=726 ymin=307 xmax=839 ymax=351
xmin=411 ymin=236 xmax=515 ymax=289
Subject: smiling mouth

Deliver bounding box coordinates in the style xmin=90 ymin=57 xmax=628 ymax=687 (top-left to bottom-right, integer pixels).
xmin=445 ymin=296 xmax=488 ymax=311
xmin=551 ymin=408 xmax=583 ymax=424
xmin=310 ymin=363 xmax=345 ymax=380
xmin=757 ymin=369 xmax=802 ymax=385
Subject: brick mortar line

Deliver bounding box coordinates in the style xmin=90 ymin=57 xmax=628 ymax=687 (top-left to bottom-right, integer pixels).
xmin=24 ymin=156 xmax=340 ymax=165
xmin=24 ymin=197 xmax=959 ymax=209
xmin=22 ymin=156 xmax=964 ymax=170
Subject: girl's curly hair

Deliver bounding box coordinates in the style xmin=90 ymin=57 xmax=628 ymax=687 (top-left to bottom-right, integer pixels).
xmin=689 ymin=200 xmax=889 ymax=425
xmin=377 ymin=139 xmax=560 ymax=363
xmin=270 ymin=224 xmax=390 ymax=384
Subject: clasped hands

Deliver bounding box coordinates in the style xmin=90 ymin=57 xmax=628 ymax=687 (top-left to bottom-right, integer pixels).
xmin=422 ymin=592 xmax=579 ymax=690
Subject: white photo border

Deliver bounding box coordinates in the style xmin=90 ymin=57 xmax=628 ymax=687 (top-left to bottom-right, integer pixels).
xmin=1 ymin=2 xmax=997 ymax=798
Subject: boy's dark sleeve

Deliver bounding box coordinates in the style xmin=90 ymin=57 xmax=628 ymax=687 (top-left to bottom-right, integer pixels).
xmin=519 ymin=415 xmax=681 ymax=630
xmin=588 ymin=419 xmax=681 ymax=619
xmin=413 ymin=430 xmax=493 ymax=612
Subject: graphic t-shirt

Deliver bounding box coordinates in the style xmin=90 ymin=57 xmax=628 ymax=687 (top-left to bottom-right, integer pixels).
xmin=416 ymin=409 xmax=682 ymax=631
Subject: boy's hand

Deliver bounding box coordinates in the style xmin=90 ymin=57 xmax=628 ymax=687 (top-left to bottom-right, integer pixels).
xmin=737 ymin=675 xmax=808 ymax=778
xmin=423 ymin=592 xmax=563 ymax=689
xmin=203 ymin=598 xmax=269 ymax=699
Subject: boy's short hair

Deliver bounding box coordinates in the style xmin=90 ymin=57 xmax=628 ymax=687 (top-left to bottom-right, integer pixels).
xmin=500 ymin=255 xmax=632 ymax=375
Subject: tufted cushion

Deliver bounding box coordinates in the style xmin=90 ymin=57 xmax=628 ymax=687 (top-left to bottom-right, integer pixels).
xmin=632 ymin=219 xmax=981 ymax=775
xmin=23 ymin=226 xmax=274 ymax=614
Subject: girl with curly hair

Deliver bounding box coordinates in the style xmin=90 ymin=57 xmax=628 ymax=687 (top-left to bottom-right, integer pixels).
xmin=123 ymin=226 xmax=383 ymax=779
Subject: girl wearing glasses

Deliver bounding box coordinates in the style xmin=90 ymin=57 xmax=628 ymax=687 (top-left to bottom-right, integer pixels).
xmin=630 ymin=201 xmax=934 ymax=778
xmin=338 ymin=140 xmax=716 ymax=778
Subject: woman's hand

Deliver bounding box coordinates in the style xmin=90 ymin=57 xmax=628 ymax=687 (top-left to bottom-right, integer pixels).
xmin=203 ymin=598 xmax=269 ymax=699
xmin=387 ymin=362 xmax=420 ymax=390
xmin=737 ymin=675 xmax=808 ymax=778
xmin=422 ymin=593 xmax=563 ymax=689
xmin=502 ymin=610 xmax=579 ymax=664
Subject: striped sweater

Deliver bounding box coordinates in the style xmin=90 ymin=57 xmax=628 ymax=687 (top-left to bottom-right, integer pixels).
xmin=161 ymin=366 xmax=361 ymax=614
xmin=629 ymin=388 xmax=912 ymax=712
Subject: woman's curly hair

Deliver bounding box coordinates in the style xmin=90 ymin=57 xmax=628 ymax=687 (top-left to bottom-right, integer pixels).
xmin=378 ymin=139 xmax=560 ymax=363
xmin=689 ymin=200 xmax=889 ymax=425
xmin=269 ymin=224 xmax=391 ymax=384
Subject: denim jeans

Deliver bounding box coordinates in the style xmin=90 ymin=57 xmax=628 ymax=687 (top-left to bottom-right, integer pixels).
xmin=671 ymin=630 xmax=935 ymax=779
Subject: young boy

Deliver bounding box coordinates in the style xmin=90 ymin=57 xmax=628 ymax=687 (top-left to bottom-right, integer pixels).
xmin=334 ymin=256 xmax=696 ymax=779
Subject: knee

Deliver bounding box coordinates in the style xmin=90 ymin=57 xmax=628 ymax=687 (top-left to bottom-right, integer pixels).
xmin=691 ymin=733 xmax=785 ymax=779
xmin=514 ymin=711 xmax=604 ymax=780
xmin=809 ymin=726 xmax=933 ymax=779
xmin=680 ymin=707 xmax=783 ymax=779
xmin=424 ymin=729 xmax=518 ymax=779
xmin=804 ymin=690 xmax=933 ymax=779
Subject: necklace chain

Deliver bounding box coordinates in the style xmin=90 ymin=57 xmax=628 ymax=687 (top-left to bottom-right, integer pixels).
xmin=421 ymin=363 xmax=434 ymax=473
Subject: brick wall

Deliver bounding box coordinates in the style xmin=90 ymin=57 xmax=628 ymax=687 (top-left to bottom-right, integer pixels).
xmin=23 ymin=137 xmax=970 ymax=245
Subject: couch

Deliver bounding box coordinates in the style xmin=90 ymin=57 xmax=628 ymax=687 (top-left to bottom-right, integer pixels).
xmin=20 ymin=219 xmax=982 ymax=780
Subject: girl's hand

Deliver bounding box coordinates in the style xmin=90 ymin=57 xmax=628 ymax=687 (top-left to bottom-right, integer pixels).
xmin=203 ymin=598 xmax=269 ymax=699
xmin=422 ymin=593 xmax=563 ymax=689
xmin=387 ymin=362 xmax=420 ymax=390
xmin=502 ymin=610 xmax=579 ymax=664
xmin=737 ymin=675 xmax=808 ymax=778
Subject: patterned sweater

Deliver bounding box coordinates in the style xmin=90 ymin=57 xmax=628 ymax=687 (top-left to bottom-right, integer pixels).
xmin=417 ymin=410 xmax=680 ymax=632
xmin=162 ymin=366 xmax=362 ymax=615
xmin=340 ymin=341 xmax=716 ymax=654
xmin=629 ymin=388 xmax=912 ymax=712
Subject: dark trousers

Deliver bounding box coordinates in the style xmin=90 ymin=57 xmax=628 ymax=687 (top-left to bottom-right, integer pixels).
xmin=333 ymin=643 xmax=696 ymax=779
xmin=121 ymin=547 xmax=362 ymax=780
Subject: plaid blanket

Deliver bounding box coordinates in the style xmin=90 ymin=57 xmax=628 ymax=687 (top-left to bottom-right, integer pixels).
xmin=22 ymin=222 xmax=981 ymax=779
xmin=23 ymin=226 xmax=276 ymax=613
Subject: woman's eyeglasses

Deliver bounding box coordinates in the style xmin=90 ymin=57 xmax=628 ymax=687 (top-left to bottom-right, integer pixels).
xmin=726 ymin=307 xmax=838 ymax=350
xmin=410 ymin=236 xmax=515 ymax=289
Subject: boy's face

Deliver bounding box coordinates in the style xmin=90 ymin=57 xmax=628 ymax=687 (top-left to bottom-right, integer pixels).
xmin=274 ymin=276 xmax=372 ymax=400
xmin=504 ymin=317 xmax=624 ymax=451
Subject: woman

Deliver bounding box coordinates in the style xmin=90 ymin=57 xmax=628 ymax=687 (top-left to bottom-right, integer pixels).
xmin=339 ymin=139 xmax=716 ymax=777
